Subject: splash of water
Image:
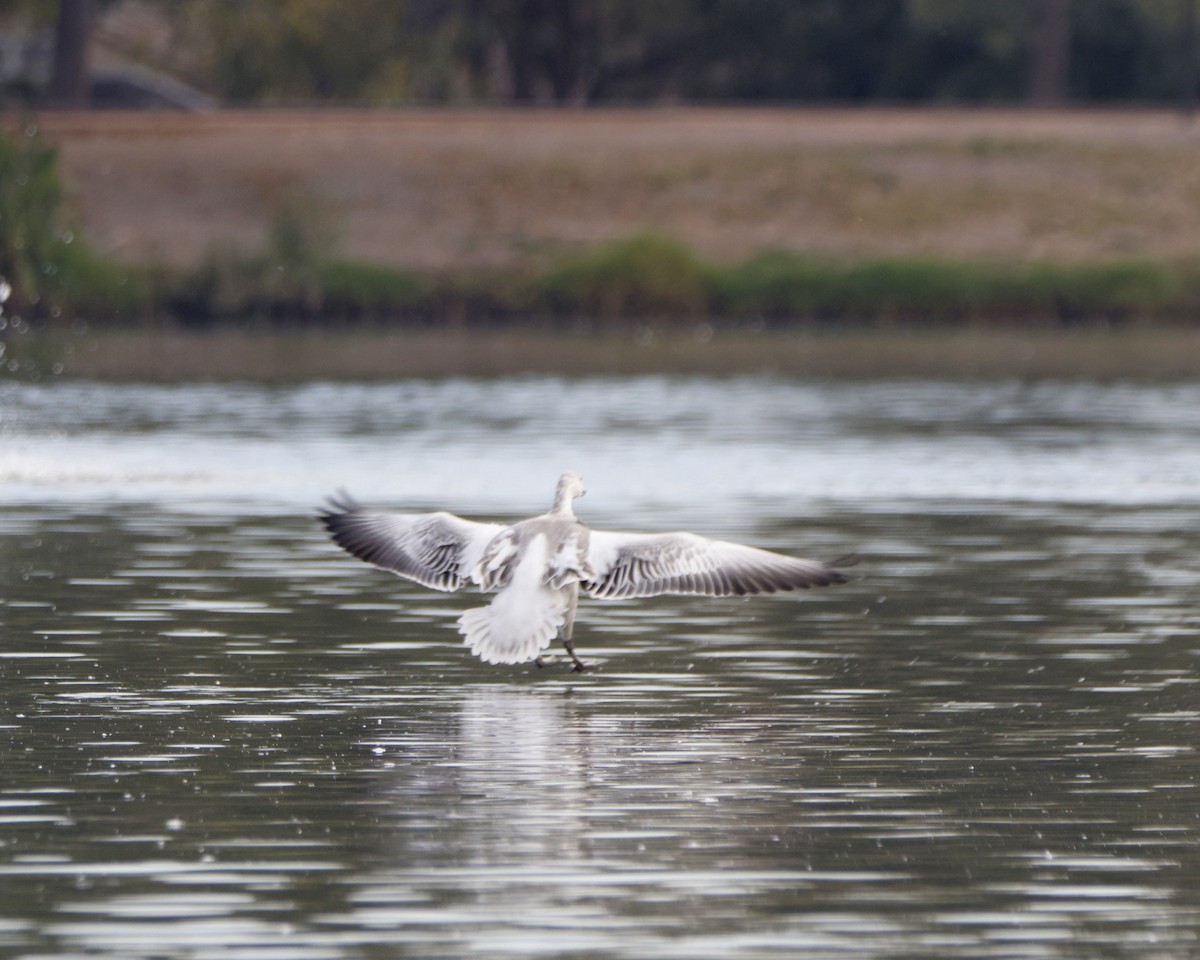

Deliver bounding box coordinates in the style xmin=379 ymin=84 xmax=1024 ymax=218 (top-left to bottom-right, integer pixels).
xmin=0 ymin=276 xmax=9 ymax=362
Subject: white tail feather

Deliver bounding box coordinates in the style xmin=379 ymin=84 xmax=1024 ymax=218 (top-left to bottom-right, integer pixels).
xmin=457 ymin=582 xmax=567 ymax=664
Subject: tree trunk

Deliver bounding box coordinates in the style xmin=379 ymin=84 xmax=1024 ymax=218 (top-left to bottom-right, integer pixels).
xmin=50 ymin=0 xmax=94 ymax=108
xmin=1028 ymin=0 xmax=1071 ymax=105
xmin=1182 ymin=0 xmax=1198 ymax=115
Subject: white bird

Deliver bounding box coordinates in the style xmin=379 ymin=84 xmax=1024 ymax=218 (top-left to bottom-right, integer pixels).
xmin=320 ymin=471 xmax=847 ymax=671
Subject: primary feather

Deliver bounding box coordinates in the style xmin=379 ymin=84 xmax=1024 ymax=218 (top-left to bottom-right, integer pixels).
xmin=584 ymin=530 xmax=845 ymax=599
xmin=319 ymin=493 xmax=503 ymax=592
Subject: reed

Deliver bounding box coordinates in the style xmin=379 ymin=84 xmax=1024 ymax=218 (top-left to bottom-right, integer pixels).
xmin=13 ymin=233 xmax=1200 ymax=327
xmin=707 ymin=251 xmax=1187 ymax=322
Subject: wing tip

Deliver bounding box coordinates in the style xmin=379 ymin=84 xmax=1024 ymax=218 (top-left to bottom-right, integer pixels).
xmin=794 ymin=562 xmax=849 ymax=590
xmin=821 ymin=569 xmax=848 ymax=587
xmin=819 ymin=554 xmax=858 ymax=587
xmin=317 ymin=488 xmax=362 ymax=524
xmin=316 ymin=491 xmax=377 ymax=563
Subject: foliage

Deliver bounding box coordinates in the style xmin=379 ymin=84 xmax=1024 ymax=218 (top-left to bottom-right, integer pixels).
xmin=172 ymin=202 xmax=426 ymax=320
xmin=8 ymin=174 xmax=1194 ymax=324
xmin=1016 ymin=260 xmax=1180 ymax=318
xmin=0 ymin=127 xmax=64 ymax=307
xmin=707 ymin=250 xmax=1183 ymax=323
xmin=0 ymin=126 xmax=142 ymax=317
xmin=318 ymin=260 xmax=430 ymax=317
xmin=130 ymin=0 xmax=1194 ymax=105
xmin=0 ymin=0 xmax=58 ymax=26
xmin=531 ymin=233 xmax=713 ymax=317
xmin=195 ymin=0 xmax=411 ymax=103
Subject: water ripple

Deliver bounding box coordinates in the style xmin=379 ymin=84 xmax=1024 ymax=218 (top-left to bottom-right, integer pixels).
xmin=2 ymin=378 xmax=1199 ymax=957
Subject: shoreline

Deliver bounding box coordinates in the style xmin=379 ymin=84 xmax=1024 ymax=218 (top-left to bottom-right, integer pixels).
xmin=8 ymin=325 xmax=1200 ymax=382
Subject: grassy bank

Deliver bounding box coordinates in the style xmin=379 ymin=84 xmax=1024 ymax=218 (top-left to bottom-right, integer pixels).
xmin=527 ymin=234 xmax=1197 ymax=323
xmin=10 ymin=325 xmax=1200 ymax=381
xmin=8 ymin=110 xmax=1200 ymax=328
xmin=13 ymin=227 xmax=1200 ymax=327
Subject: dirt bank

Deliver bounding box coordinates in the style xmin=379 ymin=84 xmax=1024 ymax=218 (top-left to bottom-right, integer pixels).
xmin=11 ymin=325 xmax=1200 ymax=382
xmin=27 ymin=107 xmax=1200 ymax=274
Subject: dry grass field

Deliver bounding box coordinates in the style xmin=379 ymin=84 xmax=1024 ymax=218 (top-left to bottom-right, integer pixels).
xmin=30 ymin=107 xmax=1200 ymax=274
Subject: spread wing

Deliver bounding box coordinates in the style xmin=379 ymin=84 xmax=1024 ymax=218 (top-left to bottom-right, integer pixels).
xmin=583 ymin=530 xmax=846 ymax=600
xmin=319 ymin=493 xmax=505 ymax=592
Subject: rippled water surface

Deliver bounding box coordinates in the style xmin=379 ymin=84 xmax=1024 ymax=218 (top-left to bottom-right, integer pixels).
xmin=2 ymin=376 xmax=1199 ymax=958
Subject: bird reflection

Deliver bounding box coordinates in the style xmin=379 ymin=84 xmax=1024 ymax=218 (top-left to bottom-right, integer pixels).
xmin=369 ymin=685 xmax=594 ymax=868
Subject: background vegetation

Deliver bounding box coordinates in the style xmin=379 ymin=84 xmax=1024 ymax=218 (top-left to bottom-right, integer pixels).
xmin=3 ymin=0 xmax=1199 ymax=108
xmin=5 ymin=3 xmax=1200 ymax=336
xmin=0 ymin=125 xmax=141 ymax=317
xmin=4 ymin=125 xmax=1198 ymax=330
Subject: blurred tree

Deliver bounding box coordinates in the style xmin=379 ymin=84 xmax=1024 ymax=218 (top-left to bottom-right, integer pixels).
xmin=1182 ymin=0 xmax=1198 ymax=110
xmin=899 ymin=1 xmax=1028 ymax=101
xmin=648 ymin=1 xmax=898 ymax=101
xmin=1071 ymin=0 xmax=1179 ymax=101
xmin=49 ymin=0 xmax=94 ymax=107
xmin=402 ymin=0 xmax=695 ymax=104
xmin=1028 ymin=0 xmax=1070 ymax=103
xmin=153 ymin=0 xmax=1200 ymax=106
xmin=198 ymin=0 xmax=410 ymax=103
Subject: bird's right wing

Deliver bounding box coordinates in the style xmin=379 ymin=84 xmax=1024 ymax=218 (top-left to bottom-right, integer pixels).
xmin=319 ymin=493 xmax=505 ymax=592
xmin=583 ymin=529 xmax=846 ymax=600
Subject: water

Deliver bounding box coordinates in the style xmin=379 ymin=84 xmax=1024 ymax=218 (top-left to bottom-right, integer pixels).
xmin=2 ymin=375 xmax=1198 ymax=959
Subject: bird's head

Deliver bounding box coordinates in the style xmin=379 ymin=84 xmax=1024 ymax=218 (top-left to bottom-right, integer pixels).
xmin=553 ymin=470 xmax=586 ymax=513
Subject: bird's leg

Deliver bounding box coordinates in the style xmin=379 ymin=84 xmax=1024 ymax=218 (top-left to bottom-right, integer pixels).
xmin=561 ymin=583 xmax=591 ymax=672
xmin=562 ymin=630 xmax=587 ymax=672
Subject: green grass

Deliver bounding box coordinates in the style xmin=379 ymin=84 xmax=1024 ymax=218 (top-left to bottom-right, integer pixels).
xmin=707 ymin=249 xmax=1186 ymax=323
xmin=529 ymin=233 xmax=713 ymax=317
xmin=318 ymin=259 xmax=430 ymax=316
xmin=6 ymin=173 xmax=1197 ymax=327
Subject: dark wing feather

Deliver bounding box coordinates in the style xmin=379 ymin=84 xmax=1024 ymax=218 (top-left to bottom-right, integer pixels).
xmin=583 ymin=530 xmax=846 ymax=600
xmin=319 ymin=493 xmax=504 ymax=592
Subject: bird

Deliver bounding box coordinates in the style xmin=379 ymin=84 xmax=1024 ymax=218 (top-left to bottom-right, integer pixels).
xmin=319 ymin=471 xmax=848 ymax=671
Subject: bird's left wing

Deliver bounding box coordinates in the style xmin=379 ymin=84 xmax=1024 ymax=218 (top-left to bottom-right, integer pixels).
xmin=583 ymin=529 xmax=846 ymax=600
xmin=319 ymin=493 xmax=505 ymax=592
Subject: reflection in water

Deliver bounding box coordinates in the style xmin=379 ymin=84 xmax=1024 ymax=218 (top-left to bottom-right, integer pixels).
xmin=1 ymin=377 xmax=1199 ymax=957
xmin=377 ymin=687 xmax=593 ymax=867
